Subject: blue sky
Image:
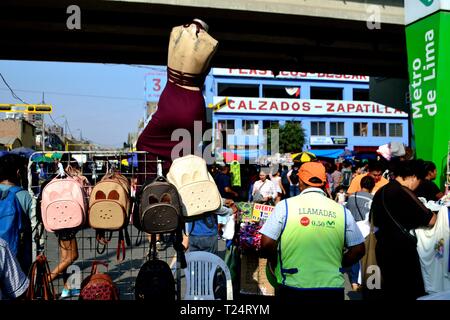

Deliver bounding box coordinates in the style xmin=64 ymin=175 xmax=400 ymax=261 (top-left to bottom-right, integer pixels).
xmin=0 ymin=60 xmax=158 ymax=147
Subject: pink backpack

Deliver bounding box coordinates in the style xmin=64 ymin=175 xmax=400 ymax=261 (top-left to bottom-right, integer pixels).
xmin=41 ymin=176 xmax=88 ymax=232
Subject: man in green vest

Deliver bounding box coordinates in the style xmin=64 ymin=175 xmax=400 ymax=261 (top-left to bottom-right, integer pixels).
xmin=260 ymin=162 xmax=365 ymax=300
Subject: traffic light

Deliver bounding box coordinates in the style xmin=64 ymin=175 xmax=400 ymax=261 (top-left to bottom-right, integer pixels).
xmin=0 ymin=105 xmax=13 ymax=112
xmin=0 ymin=104 xmax=52 ymax=114
xmin=28 ymin=104 xmax=52 ymax=114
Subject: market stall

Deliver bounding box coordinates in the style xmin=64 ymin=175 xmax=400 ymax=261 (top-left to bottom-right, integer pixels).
xmin=235 ymin=202 xmax=276 ymax=296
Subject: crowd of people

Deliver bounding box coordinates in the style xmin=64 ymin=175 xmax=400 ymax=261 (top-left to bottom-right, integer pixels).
xmin=1 ymin=146 xmax=449 ymax=301
xmin=258 ymin=155 xmax=446 ymax=300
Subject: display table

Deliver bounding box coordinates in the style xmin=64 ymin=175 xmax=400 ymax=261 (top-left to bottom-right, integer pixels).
xmin=240 ymin=253 xmax=275 ymax=296
xmin=235 ymin=202 xmax=276 ymax=296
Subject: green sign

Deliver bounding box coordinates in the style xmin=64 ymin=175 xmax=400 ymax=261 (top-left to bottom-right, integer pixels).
xmin=406 ymin=10 xmax=450 ymax=188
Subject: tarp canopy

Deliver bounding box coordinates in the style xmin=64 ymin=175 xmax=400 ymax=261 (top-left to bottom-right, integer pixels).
xmin=10 ymin=147 xmax=35 ymax=158
xmin=222 ymin=151 xmax=242 ymax=163
xmin=292 ymin=151 xmax=317 ymax=163
xmin=31 ymin=152 xmax=62 ymax=162
xmin=219 ymin=149 xmax=266 ymax=160
xmin=309 ymin=149 xmax=344 ymax=159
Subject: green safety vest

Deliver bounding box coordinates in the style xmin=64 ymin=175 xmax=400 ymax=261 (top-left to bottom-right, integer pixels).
xmin=275 ymin=189 xmax=346 ymax=289
xmin=230 ymin=161 xmax=241 ymax=187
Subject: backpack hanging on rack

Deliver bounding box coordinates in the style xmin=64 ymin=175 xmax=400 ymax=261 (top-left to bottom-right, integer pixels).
xmin=89 ymin=172 xmax=130 ymax=230
xmin=40 ymin=175 xmax=88 ymax=232
xmin=135 ymin=234 xmax=176 ymax=301
xmin=134 ymin=175 xmax=183 ymax=234
xmin=167 ymin=155 xmax=221 ymax=218
xmin=89 ymin=172 xmax=131 ymax=261
xmin=26 ymin=254 xmax=56 ymax=300
xmin=133 ymin=173 xmax=187 ymax=274
xmin=79 ymin=261 xmax=119 ymax=300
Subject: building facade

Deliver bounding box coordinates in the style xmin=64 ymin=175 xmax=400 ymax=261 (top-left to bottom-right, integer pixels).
xmin=205 ymin=68 xmax=409 ymax=159
xmin=0 ymin=118 xmax=36 ymax=149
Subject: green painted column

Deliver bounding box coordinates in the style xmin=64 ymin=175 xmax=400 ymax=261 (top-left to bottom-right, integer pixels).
xmin=405 ymin=0 xmax=450 ymax=189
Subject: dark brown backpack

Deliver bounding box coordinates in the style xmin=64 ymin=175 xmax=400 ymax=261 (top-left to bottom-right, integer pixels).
xmin=79 ymin=261 xmax=119 ymax=300
xmin=134 ymin=176 xmax=182 ymax=234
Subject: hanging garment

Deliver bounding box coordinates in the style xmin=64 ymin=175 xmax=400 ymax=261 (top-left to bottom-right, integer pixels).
xmin=416 ymin=206 xmax=450 ymax=294
xmin=136 ymin=80 xmax=206 ymax=181
xmin=230 ymin=161 xmax=241 ymax=187
xmin=137 ymin=81 xmax=205 ymax=159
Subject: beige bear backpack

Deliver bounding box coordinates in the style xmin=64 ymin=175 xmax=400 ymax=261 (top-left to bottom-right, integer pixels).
xmin=89 ymin=172 xmax=130 ymax=230
xmin=167 ymin=155 xmax=221 ymax=218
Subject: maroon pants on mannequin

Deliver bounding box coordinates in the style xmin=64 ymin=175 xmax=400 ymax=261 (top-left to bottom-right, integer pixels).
xmin=136 ymin=80 xmax=206 ymax=183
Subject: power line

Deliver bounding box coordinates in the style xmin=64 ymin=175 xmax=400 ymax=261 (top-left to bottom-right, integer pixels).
xmin=65 ymin=120 xmax=74 ymax=139
xmin=0 ymin=87 xmax=144 ymax=101
xmin=48 ymin=114 xmax=63 ymax=127
xmin=48 ymin=114 xmax=76 ymax=141
xmin=103 ymin=63 xmax=165 ymax=71
xmin=0 ymin=73 xmax=28 ymax=104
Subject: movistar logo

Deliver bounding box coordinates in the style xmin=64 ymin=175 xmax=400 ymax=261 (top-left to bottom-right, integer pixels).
xmin=419 ymin=0 xmax=434 ymax=6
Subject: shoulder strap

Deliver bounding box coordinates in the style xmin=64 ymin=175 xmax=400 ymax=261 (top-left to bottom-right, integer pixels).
xmin=95 ymin=231 xmax=113 ymax=254
xmin=1 ymin=185 xmax=22 ymax=201
xmin=90 ymin=260 xmax=108 ymax=276
xmin=116 ymin=229 xmax=130 ymax=262
xmin=353 ymin=193 xmax=365 ymax=221
xmin=173 ymin=230 xmax=187 ymax=269
xmin=381 ymin=188 xmax=417 ymax=242
xmin=257 ymin=180 xmax=267 ymax=192
xmin=203 ymin=213 xmax=216 ymax=229
xmin=135 ymin=229 xmax=144 ymax=247
xmin=26 ymin=254 xmax=56 ymax=300
xmin=369 ymin=207 xmax=375 ymax=233
xmin=7 ymin=185 xmax=22 ymax=195
xmin=148 ymin=234 xmax=157 ymax=260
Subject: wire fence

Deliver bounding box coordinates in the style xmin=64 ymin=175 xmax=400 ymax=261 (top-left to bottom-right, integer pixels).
xmin=27 ymin=151 xmax=179 ymax=300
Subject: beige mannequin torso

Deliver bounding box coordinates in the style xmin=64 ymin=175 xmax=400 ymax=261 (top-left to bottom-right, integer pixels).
xmin=167 ymin=23 xmax=218 ymax=91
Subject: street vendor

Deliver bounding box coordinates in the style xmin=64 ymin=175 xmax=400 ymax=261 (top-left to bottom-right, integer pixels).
xmin=260 ymin=162 xmax=365 ymax=300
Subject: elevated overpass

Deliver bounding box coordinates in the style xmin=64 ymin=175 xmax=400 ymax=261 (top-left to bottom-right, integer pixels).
xmin=0 ymin=0 xmax=406 ymax=77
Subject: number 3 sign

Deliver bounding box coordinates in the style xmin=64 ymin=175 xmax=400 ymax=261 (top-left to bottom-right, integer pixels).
xmin=145 ymin=68 xmax=167 ymax=102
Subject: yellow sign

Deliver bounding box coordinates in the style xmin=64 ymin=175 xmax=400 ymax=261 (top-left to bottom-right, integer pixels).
xmin=208 ymin=97 xmax=233 ymax=112
xmin=252 ymin=203 xmax=275 ymax=222
xmin=0 ymin=104 xmax=53 ymax=114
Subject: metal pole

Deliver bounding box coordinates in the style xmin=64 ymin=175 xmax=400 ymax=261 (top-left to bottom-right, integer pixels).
xmin=42 ymin=114 xmax=45 ymax=152
xmin=41 ymin=92 xmax=46 ymax=152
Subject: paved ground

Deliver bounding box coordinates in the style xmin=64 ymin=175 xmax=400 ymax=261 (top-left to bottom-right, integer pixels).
xmin=43 ymin=227 xmax=229 ymax=300
xmin=43 ymin=226 xmax=175 ymax=300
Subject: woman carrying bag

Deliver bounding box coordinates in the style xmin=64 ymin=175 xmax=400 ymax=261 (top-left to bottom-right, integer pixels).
xmin=252 ymin=170 xmax=277 ymax=206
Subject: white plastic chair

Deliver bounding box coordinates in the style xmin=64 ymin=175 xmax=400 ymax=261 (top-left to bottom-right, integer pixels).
xmin=183 ymin=251 xmax=233 ymax=300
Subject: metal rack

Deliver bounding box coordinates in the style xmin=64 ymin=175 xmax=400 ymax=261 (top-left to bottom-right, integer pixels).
xmin=26 ymin=151 xmax=181 ymax=300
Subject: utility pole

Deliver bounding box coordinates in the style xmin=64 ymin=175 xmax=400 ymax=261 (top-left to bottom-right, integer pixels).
xmin=64 ymin=118 xmax=67 ymax=141
xmin=42 ymin=92 xmax=45 ymax=152
xmin=63 ymin=117 xmax=68 ymax=148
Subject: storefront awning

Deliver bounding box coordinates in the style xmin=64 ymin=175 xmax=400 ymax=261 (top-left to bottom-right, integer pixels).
xmin=310 ymin=149 xmax=344 ymax=159
xmin=220 ymin=149 xmax=267 ymax=160
xmin=353 ymin=146 xmax=379 ymax=153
